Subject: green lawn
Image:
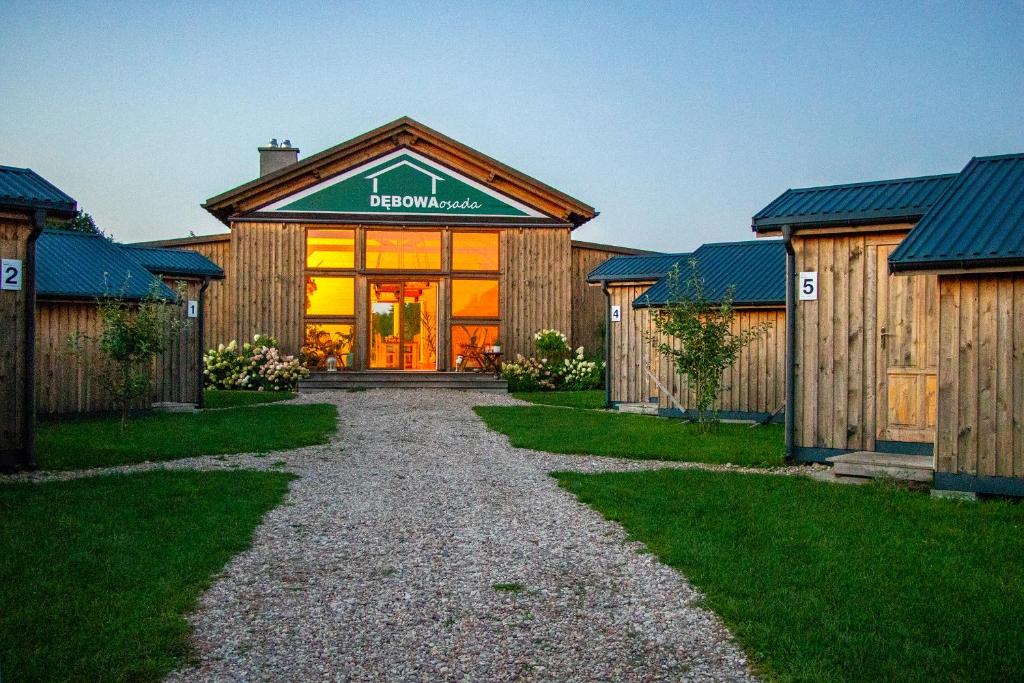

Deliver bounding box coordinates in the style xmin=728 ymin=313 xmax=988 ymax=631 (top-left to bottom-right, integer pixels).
xmin=0 ymin=470 xmax=294 ymax=682
xmin=555 ymin=469 xmax=1024 ymax=682
xmin=512 ymin=390 xmax=606 ymax=409
xmin=475 ymin=405 xmax=783 ymax=467
xmin=37 ymin=403 xmax=337 ymax=470
xmin=204 ymin=389 xmax=295 ymax=409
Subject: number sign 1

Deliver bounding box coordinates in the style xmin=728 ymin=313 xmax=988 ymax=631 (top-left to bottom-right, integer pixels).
xmin=798 ymin=272 xmax=818 ymax=301
xmin=187 ymin=300 xmax=199 ymax=318
xmin=2 ymin=259 xmax=23 ymax=291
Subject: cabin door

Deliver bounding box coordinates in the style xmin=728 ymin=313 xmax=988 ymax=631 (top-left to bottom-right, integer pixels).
xmin=368 ymin=280 xmax=439 ymax=371
xmin=874 ymin=246 xmax=938 ymax=444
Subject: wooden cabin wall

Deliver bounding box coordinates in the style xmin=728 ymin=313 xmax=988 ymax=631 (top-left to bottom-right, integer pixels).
xmin=791 ymin=228 xmax=940 ymax=454
xmin=570 ymin=245 xmax=618 ymax=356
xmin=231 ymin=222 xmax=305 ymax=353
xmin=172 ymin=237 xmax=233 ymax=346
xmin=500 ymin=227 xmax=572 ymax=360
xmin=655 ymin=309 xmax=786 ymax=416
xmin=36 ymin=295 xmax=201 ymax=415
xmin=607 ymin=284 xmax=656 ymax=403
xmin=936 ymin=273 xmax=1024 ymax=479
xmin=0 ymin=213 xmax=31 ymax=462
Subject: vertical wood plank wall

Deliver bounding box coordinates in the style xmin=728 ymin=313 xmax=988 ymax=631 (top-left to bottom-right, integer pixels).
xmin=35 ymin=294 xmax=200 ymax=414
xmin=607 ymin=284 xmax=656 ymax=404
xmin=0 ymin=215 xmax=30 ymax=460
xmin=500 ymin=228 xmax=572 ymax=360
xmin=172 ymin=237 xmax=233 ymax=346
xmin=937 ymin=273 xmax=1024 ymax=479
xmin=231 ymin=222 xmax=305 ymax=353
xmin=570 ymin=245 xmax=621 ymax=355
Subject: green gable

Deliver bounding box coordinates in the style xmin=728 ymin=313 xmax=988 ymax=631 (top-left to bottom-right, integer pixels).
xmin=262 ymin=150 xmax=543 ymax=218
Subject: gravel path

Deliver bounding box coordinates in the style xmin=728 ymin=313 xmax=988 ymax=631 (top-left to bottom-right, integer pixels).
xmin=152 ymin=390 xmax=759 ymax=682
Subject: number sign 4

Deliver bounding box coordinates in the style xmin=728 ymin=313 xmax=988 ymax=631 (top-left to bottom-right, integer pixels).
xmin=1 ymin=259 xmax=23 ymax=291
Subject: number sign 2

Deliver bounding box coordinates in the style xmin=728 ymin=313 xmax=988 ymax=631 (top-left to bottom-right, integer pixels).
xmin=1 ymin=259 xmax=23 ymax=291
xmin=798 ymin=272 xmax=818 ymax=301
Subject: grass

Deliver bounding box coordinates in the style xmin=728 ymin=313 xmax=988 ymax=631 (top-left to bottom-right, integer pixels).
xmin=203 ymin=389 xmax=295 ymax=409
xmin=554 ymin=468 xmax=1024 ymax=682
xmin=474 ymin=405 xmax=783 ymax=467
xmin=492 ymin=582 xmax=525 ymax=593
xmin=511 ymin=390 xmax=606 ymax=409
xmin=37 ymin=403 xmax=337 ymax=470
xmin=0 ymin=470 xmax=294 ymax=682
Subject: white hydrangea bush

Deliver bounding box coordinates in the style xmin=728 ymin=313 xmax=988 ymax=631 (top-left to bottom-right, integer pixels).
xmin=203 ymin=333 xmax=309 ymax=391
xmin=502 ymin=330 xmax=604 ymax=392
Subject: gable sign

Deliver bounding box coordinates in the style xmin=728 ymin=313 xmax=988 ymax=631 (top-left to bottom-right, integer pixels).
xmin=260 ymin=149 xmax=545 ymax=218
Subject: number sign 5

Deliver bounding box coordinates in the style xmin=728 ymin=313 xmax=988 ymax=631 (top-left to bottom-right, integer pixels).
xmin=1 ymin=259 xmax=23 ymax=291
xmin=798 ymin=271 xmax=818 ymax=301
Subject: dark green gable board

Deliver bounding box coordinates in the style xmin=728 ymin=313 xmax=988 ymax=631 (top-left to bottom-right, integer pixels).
xmin=263 ymin=150 xmax=543 ymax=218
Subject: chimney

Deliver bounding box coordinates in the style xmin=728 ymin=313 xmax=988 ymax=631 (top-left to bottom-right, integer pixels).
xmin=258 ymin=138 xmax=299 ymax=176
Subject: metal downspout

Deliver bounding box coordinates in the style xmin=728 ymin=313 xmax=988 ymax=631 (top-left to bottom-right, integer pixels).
xmin=782 ymin=224 xmax=797 ymax=463
xmin=196 ymin=277 xmax=210 ymax=409
xmin=602 ymin=280 xmax=612 ymax=408
xmin=24 ymin=210 xmax=45 ymax=469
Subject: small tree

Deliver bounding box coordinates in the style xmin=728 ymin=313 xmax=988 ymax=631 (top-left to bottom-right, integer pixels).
xmin=74 ymin=281 xmax=186 ymax=429
xmin=47 ymin=210 xmax=103 ymax=235
xmin=647 ymin=260 xmax=770 ymax=428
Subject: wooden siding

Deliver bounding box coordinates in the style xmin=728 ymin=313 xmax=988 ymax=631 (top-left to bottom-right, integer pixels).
xmin=231 ymin=222 xmax=305 ymax=353
xmin=500 ymin=228 xmax=573 ymax=360
xmin=936 ymin=273 xmax=1024 ymax=479
xmin=0 ymin=214 xmax=31 ymax=461
xmin=792 ymin=229 xmax=939 ymax=452
xmin=35 ymin=292 xmax=201 ymax=414
xmin=171 ymin=236 xmax=233 ymax=346
xmin=570 ymin=244 xmax=630 ymax=355
xmin=607 ymin=283 xmax=785 ymax=415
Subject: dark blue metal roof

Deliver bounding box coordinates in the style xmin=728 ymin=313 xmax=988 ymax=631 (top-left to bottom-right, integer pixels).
xmin=586 ymin=253 xmax=690 ymax=282
xmin=0 ymin=165 xmax=77 ymax=214
xmin=890 ymin=154 xmax=1024 ymax=271
xmin=123 ymin=245 xmax=225 ymax=278
xmin=752 ymin=173 xmax=956 ymax=231
xmin=36 ymin=230 xmax=177 ymax=301
xmin=634 ymin=240 xmax=786 ymax=308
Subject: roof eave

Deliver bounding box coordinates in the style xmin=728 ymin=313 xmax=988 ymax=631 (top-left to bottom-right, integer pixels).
xmin=889 ymin=256 xmax=1024 ymax=274
xmin=752 ymin=211 xmax=926 ymax=232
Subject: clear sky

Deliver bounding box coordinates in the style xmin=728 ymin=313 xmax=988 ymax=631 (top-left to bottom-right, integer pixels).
xmin=2 ymin=1 xmax=1022 ymax=251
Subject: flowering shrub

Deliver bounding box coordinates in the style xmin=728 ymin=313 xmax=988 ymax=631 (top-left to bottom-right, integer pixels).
xmin=502 ymin=330 xmax=604 ymax=392
xmin=203 ymin=333 xmax=308 ymax=391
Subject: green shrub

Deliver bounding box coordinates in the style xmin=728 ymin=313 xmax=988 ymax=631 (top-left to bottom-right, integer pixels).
xmin=501 ymin=329 xmax=604 ymax=391
xmin=203 ymin=334 xmax=308 ymax=392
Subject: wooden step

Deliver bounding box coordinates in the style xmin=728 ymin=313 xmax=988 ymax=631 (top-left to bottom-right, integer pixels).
xmin=827 ymin=451 xmax=934 ymax=483
xmin=299 ymin=371 xmax=507 ymax=393
xmin=616 ymin=402 xmax=659 ymax=415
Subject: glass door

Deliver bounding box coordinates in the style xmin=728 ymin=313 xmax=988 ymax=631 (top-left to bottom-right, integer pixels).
xmin=369 ymin=281 xmax=438 ymax=370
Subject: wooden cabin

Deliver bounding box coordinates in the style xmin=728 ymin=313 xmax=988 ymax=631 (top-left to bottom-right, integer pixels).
xmin=589 ymin=240 xmax=786 ymax=420
xmin=34 ymin=230 xmax=224 ymax=415
xmin=0 ymin=166 xmax=76 ymax=470
xmin=754 ymin=153 xmax=1024 ymax=497
xmin=140 ymin=117 xmax=653 ymax=379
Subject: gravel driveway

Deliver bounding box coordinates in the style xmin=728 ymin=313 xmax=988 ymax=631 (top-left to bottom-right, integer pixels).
xmin=168 ymin=390 xmax=756 ymax=682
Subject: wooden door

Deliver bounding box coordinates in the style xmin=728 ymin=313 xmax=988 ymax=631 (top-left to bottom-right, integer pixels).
xmin=875 ymin=245 xmax=938 ymax=443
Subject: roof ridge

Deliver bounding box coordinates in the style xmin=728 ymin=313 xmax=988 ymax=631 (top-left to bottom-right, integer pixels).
xmin=786 ymin=172 xmax=958 ymax=194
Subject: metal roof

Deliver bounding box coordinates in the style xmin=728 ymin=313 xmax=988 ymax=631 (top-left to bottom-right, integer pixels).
xmin=36 ymin=230 xmax=177 ymax=301
xmin=123 ymin=245 xmax=225 ymax=278
xmin=0 ymin=165 xmax=77 ymax=215
xmin=752 ymin=173 xmax=956 ymax=231
xmin=634 ymin=240 xmax=786 ymax=308
xmin=890 ymin=153 xmax=1024 ymax=271
xmin=586 ymin=253 xmax=691 ymax=283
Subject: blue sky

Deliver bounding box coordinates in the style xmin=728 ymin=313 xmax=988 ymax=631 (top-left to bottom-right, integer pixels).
xmin=2 ymin=1 xmax=1022 ymax=250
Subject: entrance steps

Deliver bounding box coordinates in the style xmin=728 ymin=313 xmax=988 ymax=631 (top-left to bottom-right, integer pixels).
xmin=299 ymin=371 xmax=508 ymax=393
xmin=616 ymin=402 xmax=659 ymax=416
xmin=827 ymin=451 xmax=934 ymax=483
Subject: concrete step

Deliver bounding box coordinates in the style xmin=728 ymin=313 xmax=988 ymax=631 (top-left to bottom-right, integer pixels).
xmin=299 ymin=372 xmax=507 ymax=393
xmin=616 ymin=402 xmax=659 ymax=415
xmin=827 ymin=451 xmax=934 ymax=483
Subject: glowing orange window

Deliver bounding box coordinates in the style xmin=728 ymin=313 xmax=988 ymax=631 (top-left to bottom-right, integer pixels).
xmin=452 ymin=232 xmax=499 ymax=271
xmin=306 ymin=230 xmax=355 ymax=269
xmin=365 ymin=230 xmax=442 ymax=270
xmin=451 ymin=324 xmax=499 ymax=367
xmin=305 ymin=276 xmax=355 ymax=316
xmin=451 ymin=279 xmax=499 ymax=318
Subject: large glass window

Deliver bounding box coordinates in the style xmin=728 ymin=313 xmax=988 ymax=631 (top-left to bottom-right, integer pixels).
xmin=305 ymin=276 xmax=355 ymax=316
xmin=452 ymin=232 xmax=499 ymax=271
xmin=306 ymin=229 xmax=355 ymax=269
xmin=302 ymin=323 xmax=355 ymax=369
xmin=451 ymin=324 xmax=499 ymax=368
xmin=365 ymin=230 xmax=442 ymax=270
xmin=451 ymin=279 xmax=499 ymax=318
